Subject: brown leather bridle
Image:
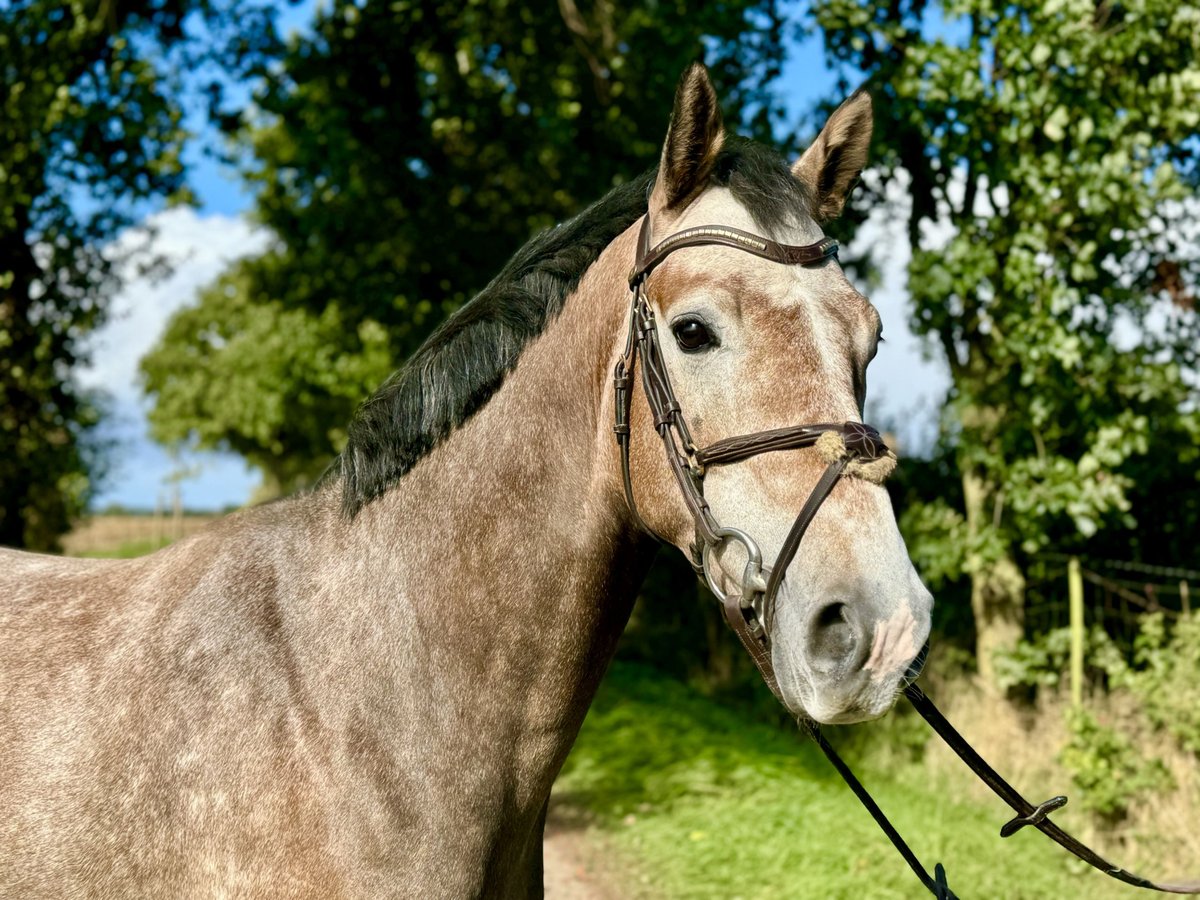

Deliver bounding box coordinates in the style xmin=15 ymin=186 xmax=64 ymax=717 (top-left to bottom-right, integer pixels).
xmin=613 ymin=213 xmax=1200 ymax=899
xmin=614 ymin=214 xmax=895 ymax=694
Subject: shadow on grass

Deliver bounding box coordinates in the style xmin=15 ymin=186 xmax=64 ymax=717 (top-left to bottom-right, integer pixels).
xmin=554 ymin=662 xmax=1137 ymax=900
xmin=556 ymin=663 xmax=835 ymax=819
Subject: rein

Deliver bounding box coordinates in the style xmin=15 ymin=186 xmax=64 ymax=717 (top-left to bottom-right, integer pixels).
xmin=614 ymin=213 xmax=1200 ymax=898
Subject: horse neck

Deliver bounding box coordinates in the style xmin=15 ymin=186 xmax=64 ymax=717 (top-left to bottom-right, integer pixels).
xmin=314 ymin=221 xmax=651 ymax=789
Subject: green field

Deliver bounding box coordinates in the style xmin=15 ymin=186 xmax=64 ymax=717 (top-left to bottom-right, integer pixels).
xmin=556 ymin=663 xmax=1141 ymax=900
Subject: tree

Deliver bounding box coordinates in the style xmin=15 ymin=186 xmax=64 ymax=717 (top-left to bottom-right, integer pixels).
xmin=0 ymin=0 xmax=278 ymax=549
xmin=812 ymin=0 xmax=1200 ymax=687
xmin=140 ymin=259 xmax=394 ymax=494
xmin=142 ymin=0 xmax=792 ymax=486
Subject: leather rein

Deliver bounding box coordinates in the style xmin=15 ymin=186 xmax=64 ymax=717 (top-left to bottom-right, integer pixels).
xmin=613 ymin=213 xmax=1200 ymax=898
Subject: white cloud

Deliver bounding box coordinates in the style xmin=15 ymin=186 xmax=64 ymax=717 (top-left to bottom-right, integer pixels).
xmin=79 ymin=207 xmax=271 ymax=406
xmin=81 ymin=208 xmax=270 ymax=511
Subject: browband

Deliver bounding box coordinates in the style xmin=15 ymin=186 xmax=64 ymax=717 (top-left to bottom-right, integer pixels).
xmin=629 ymin=217 xmax=839 ymax=288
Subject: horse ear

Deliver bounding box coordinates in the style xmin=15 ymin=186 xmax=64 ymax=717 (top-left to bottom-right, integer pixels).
xmin=651 ymin=62 xmax=726 ymax=212
xmin=792 ymin=90 xmax=873 ymax=221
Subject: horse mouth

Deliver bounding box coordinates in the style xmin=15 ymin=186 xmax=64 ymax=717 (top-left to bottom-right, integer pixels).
xmin=902 ymin=641 xmax=930 ymax=687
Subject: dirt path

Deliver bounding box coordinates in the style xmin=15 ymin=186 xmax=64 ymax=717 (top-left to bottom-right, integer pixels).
xmin=543 ymin=803 xmax=626 ymax=900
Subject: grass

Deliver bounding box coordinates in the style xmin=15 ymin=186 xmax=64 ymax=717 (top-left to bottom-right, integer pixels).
xmin=79 ymin=537 xmax=174 ymax=558
xmin=555 ymin=662 xmax=1141 ymax=900
xmin=63 ymin=513 xmax=218 ymax=557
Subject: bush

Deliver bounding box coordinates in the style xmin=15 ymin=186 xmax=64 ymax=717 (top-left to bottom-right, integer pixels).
xmin=1113 ymin=613 xmax=1200 ymax=754
xmin=995 ymin=613 xmax=1200 ymax=820
xmin=1059 ymin=708 xmax=1174 ymax=821
xmin=994 ymin=612 xmax=1200 ymax=756
xmin=992 ymin=623 xmax=1117 ymax=693
xmin=993 ymin=626 xmax=1075 ymax=692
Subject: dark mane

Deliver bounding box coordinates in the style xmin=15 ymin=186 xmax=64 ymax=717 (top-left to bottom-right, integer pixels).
xmin=340 ymin=138 xmax=808 ymax=516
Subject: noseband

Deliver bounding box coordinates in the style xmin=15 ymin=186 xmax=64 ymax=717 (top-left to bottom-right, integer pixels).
xmin=613 ymin=214 xmax=895 ymax=692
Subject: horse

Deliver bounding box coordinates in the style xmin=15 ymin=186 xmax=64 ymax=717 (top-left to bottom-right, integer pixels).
xmin=0 ymin=63 xmax=932 ymax=898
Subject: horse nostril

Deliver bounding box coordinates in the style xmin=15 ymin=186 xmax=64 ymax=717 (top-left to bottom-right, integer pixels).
xmin=807 ymin=601 xmax=868 ymax=676
xmin=815 ymin=601 xmax=848 ymax=632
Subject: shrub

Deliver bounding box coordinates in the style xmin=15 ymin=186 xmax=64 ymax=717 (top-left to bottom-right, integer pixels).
xmin=1059 ymin=708 xmax=1174 ymax=821
xmin=993 ymin=626 xmax=1074 ymax=692
xmin=1116 ymin=613 xmax=1200 ymax=754
xmin=994 ymin=612 xmax=1200 ymax=756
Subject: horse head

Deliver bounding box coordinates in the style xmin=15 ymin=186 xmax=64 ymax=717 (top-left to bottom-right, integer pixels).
xmin=620 ymin=64 xmax=933 ymax=724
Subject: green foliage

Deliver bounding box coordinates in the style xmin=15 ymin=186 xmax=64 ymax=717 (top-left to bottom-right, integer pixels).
xmin=994 ymin=611 xmax=1200 ymax=817
xmin=1060 ymin=708 xmax=1174 ymax=820
xmin=141 ymin=260 xmax=395 ymax=490
xmin=1105 ymin=613 xmax=1200 ymax=755
xmin=559 ymin=662 xmax=1138 ymax=899
xmin=995 ymin=612 xmax=1200 ymax=756
xmin=993 ymin=626 xmax=1077 ymax=692
xmin=898 ymin=497 xmax=969 ymax=590
xmin=144 ymin=0 xmax=792 ymax=482
xmin=992 ymin=622 xmax=1128 ymax=693
xmin=813 ymin=0 xmax=1200 ymax=670
xmin=0 ymin=0 xmax=279 ymax=548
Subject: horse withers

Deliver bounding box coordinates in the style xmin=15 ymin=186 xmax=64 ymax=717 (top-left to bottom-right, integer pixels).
xmin=0 ymin=64 xmax=932 ymax=898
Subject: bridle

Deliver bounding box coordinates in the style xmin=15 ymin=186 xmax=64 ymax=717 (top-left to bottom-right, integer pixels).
xmin=613 ymin=212 xmax=1200 ymax=898
xmin=614 ymin=214 xmax=896 ymax=694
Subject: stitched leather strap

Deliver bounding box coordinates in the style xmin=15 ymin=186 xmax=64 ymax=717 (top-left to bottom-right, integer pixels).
xmin=721 ymin=592 xmax=781 ymax=698
xmin=630 ymin=223 xmax=839 ymax=288
xmin=696 ymin=425 xmax=834 ymax=469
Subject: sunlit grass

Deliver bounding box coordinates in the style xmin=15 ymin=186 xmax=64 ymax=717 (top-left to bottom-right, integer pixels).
xmin=80 ymin=537 xmax=173 ymax=558
xmin=556 ymin=662 xmax=1136 ymax=900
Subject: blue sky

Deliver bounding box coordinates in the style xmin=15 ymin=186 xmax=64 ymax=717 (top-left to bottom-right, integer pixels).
xmin=83 ymin=4 xmax=948 ymax=511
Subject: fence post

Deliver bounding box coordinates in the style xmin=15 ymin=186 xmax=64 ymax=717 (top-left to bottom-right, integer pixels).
xmin=1069 ymin=557 xmax=1084 ymax=709
xmin=1182 ymin=580 xmax=1191 ymax=616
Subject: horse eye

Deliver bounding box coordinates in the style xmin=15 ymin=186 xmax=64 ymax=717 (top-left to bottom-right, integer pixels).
xmin=672 ymin=318 xmax=714 ymax=352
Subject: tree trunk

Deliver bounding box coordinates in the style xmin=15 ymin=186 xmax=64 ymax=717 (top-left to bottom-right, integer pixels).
xmin=962 ymin=470 xmax=1024 ymax=692
xmin=0 ymin=481 xmax=30 ymax=549
xmin=0 ymin=216 xmax=40 ymax=551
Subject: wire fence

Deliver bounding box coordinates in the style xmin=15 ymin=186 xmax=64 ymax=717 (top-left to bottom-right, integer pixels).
xmin=1027 ymin=552 xmax=1196 ymax=656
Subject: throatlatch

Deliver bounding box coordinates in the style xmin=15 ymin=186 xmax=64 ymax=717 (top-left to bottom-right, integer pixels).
xmin=615 ymin=212 xmax=1200 ymax=898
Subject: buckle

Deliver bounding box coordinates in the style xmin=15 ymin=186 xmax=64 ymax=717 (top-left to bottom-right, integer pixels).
xmin=1000 ymin=796 xmax=1067 ymax=838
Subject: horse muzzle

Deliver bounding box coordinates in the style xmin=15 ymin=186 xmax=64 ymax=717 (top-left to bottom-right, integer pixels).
xmin=772 ymin=591 xmax=931 ymax=724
